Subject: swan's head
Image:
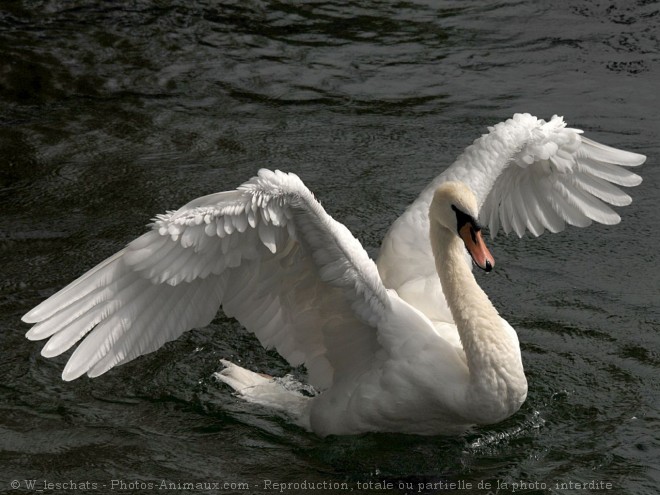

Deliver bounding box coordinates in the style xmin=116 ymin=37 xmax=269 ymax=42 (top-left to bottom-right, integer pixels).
xmin=430 ymin=181 xmax=495 ymax=272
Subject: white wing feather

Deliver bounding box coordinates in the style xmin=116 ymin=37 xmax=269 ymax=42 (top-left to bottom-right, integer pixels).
xmin=476 ymin=116 xmax=644 ymax=237
xmin=377 ymin=113 xmax=644 ymax=328
xmin=24 ymin=169 xmax=390 ymax=387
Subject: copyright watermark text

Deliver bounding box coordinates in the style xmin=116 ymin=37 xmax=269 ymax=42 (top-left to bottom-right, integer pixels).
xmin=9 ymin=478 xmax=616 ymax=493
xmin=10 ymin=480 xmax=252 ymax=491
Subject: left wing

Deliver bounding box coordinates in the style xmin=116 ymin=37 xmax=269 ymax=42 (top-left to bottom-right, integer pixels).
xmin=23 ymin=170 xmax=391 ymax=388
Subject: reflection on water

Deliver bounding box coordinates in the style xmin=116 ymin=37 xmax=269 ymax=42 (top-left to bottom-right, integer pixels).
xmin=1 ymin=1 xmax=658 ymax=494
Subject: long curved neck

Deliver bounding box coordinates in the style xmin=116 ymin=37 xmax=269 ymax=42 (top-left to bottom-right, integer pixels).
xmin=430 ymin=220 xmax=526 ymax=421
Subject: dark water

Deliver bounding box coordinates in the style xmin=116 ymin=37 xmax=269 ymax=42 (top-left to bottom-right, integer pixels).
xmin=1 ymin=1 xmax=659 ymax=494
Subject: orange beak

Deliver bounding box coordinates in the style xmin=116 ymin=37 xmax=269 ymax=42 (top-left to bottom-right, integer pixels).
xmin=459 ymin=224 xmax=495 ymax=272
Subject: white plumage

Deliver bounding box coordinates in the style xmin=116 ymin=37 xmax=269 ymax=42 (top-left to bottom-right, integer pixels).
xmin=23 ymin=114 xmax=644 ymax=436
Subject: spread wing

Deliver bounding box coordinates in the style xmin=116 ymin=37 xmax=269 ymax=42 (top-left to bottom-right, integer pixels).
xmin=478 ymin=116 xmax=645 ymax=237
xmin=377 ymin=114 xmax=644 ymax=329
xmin=23 ymin=169 xmax=391 ymax=389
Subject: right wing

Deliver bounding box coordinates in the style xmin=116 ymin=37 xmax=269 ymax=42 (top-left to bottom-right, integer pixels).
xmin=476 ymin=118 xmax=645 ymax=237
xmin=23 ymin=170 xmax=391 ymax=389
xmin=377 ymin=114 xmax=644 ymax=331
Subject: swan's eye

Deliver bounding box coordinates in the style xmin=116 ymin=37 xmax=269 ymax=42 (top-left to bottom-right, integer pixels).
xmin=451 ymin=204 xmax=479 ymax=235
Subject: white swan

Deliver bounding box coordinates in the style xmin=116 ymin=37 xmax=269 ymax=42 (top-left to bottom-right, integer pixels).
xmin=22 ymin=114 xmax=644 ymax=436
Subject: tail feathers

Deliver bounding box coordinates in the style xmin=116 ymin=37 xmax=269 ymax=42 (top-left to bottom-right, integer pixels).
xmin=214 ymin=359 xmax=315 ymax=429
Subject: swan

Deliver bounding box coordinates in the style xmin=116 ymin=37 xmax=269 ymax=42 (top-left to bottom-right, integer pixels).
xmin=22 ymin=113 xmax=645 ymax=436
